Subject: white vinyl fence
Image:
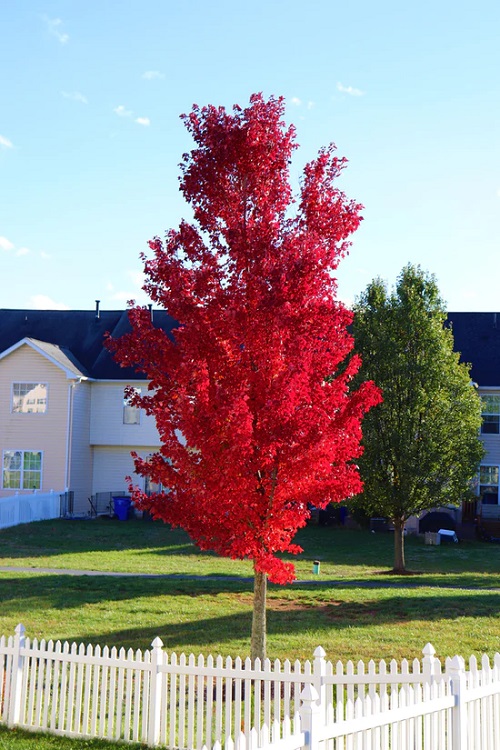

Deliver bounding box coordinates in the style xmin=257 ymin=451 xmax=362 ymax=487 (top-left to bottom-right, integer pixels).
xmin=1 ymin=625 xmax=500 ymax=749
xmin=0 ymin=491 xmax=62 ymax=530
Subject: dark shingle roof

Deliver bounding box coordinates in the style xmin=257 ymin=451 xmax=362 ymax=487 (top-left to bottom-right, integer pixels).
xmin=3 ymin=308 xmax=498 ymax=386
xmin=447 ymin=312 xmax=500 ymax=387
xmin=0 ymin=308 xmax=176 ymax=380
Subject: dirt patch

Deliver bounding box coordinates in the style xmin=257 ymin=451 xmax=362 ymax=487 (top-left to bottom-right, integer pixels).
xmin=235 ymin=594 xmax=343 ymax=611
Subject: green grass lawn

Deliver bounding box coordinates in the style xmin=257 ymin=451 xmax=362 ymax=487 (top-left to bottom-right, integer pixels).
xmin=1 ymin=519 xmax=500 ymax=666
xmin=0 ymin=725 xmax=143 ymax=749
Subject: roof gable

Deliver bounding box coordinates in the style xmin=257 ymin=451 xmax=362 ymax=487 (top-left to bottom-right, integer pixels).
xmin=0 ymin=309 xmax=176 ymax=380
xmin=0 ymin=337 xmax=89 ymax=379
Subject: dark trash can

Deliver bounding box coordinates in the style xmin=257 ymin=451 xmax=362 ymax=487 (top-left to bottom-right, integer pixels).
xmin=113 ymin=496 xmax=131 ymax=521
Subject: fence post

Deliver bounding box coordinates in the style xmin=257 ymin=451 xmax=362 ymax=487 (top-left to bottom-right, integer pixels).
xmin=448 ymin=655 xmax=467 ymax=750
xmin=299 ymin=684 xmax=321 ymax=750
xmin=8 ymin=624 xmax=26 ymax=727
xmin=312 ymin=646 xmax=326 ymax=714
xmin=422 ymin=642 xmax=439 ymax=684
xmin=147 ymin=636 xmax=164 ymax=747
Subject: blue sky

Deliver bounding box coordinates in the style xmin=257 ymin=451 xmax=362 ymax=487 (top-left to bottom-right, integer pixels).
xmin=1 ymin=1 xmax=499 ymax=311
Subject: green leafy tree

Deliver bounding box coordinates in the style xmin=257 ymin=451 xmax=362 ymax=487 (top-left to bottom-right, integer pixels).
xmin=352 ymin=264 xmax=484 ymax=572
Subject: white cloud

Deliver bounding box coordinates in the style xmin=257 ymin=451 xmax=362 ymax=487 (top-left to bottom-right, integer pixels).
xmin=44 ymin=16 xmax=69 ymax=44
xmin=0 ymin=236 xmax=14 ymax=251
xmin=114 ymin=105 xmax=133 ymax=118
xmin=30 ymin=295 xmax=69 ymax=310
xmin=337 ymin=82 xmax=364 ymax=97
xmin=142 ymin=70 xmax=164 ymax=80
xmin=114 ymin=106 xmax=150 ymax=126
xmin=106 ymin=270 xmax=147 ymax=304
xmin=128 ymin=270 xmax=144 ymax=286
xmin=40 ymin=251 xmax=51 ymax=260
xmin=289 ymin=97 xmax=315 ymax=111
xmin=62 ymin=91 xmax=88 ymax=104
xmin=0 ymin=134 xmax=13 ymax=149
xmin=0 ymin=236 xmax=49 ymax=258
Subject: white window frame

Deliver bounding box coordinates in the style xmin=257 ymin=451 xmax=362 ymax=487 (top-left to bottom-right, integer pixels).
xmin=479 ymin=465 xmax=499 ymax=505
xmin=2 ymin=450 xmax=43 ymax=491
xmin=123 ymin=387 xmax=141 ymax=425
xmin=11 ymin=383 xmax=48 ymax=414
xmin=480 ymin=395 xmax=500 ymax=435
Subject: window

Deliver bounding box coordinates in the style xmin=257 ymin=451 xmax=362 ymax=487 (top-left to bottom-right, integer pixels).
xmin=12 ymin=383 xmax=48 ymax=414
xmin=481 ymin=395 xmax=500 ymax=434
xmin=123 ymin=387 xmax=141 ymax=425
xmin=2 ymin=451 xmax=42 ymax=490
xmin=479 ymin=465 xmax=499 ymax=505
xmin=144 ymin=454 xmax=170 ymax=496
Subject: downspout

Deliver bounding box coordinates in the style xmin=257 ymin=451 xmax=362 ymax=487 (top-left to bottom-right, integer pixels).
xmin=65 ymin=378 xmax=83 ymax=495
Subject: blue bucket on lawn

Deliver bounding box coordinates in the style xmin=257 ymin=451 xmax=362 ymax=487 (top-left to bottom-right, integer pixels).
xmin=113 ymin=496 xmax=131 ymax=521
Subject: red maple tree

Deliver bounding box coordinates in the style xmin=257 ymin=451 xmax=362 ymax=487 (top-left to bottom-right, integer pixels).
xmin=109 ymin=94 xmax=380 ymax=660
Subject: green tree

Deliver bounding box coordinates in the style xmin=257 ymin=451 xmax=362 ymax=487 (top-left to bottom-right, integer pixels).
xmin=352 ymin=264 xmax=484 ymax=572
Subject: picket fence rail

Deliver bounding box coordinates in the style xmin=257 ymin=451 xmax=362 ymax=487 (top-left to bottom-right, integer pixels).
xmin=1 ymin=625 xmax=500 ymax=749
xmin=0 ymin=491 xmax=62 ymax=530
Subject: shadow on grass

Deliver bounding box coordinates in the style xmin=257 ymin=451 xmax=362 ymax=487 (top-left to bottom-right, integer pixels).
xmin=0 ymin=518 xmax=198 ymax=557
xmin=3 ymin=520 xmax=500 ymax=578
xmin=1 ymin=570 xmax=499 ymax=616
xmin=2 ymin=574 xmax=500 ymax=652
xmin=75 ymin=588 xmax=500 ymax=653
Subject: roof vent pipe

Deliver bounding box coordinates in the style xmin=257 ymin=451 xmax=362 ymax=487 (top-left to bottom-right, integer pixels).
xmin=95 ymin=300 xmax=100 ymax=320
xmin=494 ymin=313 xmax=497 ymax=329
xmin=148 ymin=303 xmax=153 ymax=323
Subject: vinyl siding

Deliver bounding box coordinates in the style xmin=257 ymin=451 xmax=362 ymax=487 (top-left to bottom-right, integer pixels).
xmin=91 ymin=445 xmax=158 ymax=495
xmin=0 ymin=345 xmax=69 ymax=497
xmin=480 ymin=436 xmax=500 ymax=466
xmin=68 ymin=381 xmax=93 ymax=513
xmin=479 ymin=389 xmax=500 ymax=466
xmin=90 ymin=382 xmax=160 ymax=446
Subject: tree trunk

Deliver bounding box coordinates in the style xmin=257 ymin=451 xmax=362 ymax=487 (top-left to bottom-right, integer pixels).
xmin=393 ymin=517 xmax=406 ymax=573
xmin=251 ymin=566 xmax=267 ymax=663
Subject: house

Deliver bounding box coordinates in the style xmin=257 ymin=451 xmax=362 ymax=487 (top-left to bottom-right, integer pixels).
xmin=0 ymin=305 xmax=175 ymax=515
xmin=447 ymin=312 xmax=500 ymax=537
xmin=1 ymin=306 xmax=498 ymax=526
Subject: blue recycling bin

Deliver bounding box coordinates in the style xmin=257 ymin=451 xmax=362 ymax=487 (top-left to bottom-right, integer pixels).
xmin=113 ymin=496 xmax=131 ymax=521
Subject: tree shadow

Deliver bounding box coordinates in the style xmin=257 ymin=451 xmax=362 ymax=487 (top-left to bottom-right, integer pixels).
xmin=2 ymin=573 xmax=499 ymax=655
xmin=0 ymin=518 xmax=196 ymax=557
xmin=69 ymin=588 xmax=500 ymax=653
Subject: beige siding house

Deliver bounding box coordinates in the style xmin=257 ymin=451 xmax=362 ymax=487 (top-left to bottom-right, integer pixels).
xmin=1 ymin=308 xmax=495 ymax=526
xmin=0 ymin=308 xmax=176 ymax=515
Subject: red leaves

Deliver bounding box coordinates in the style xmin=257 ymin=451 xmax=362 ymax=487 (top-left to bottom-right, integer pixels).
xmin=110 ymin=94 xmax=380 ymax=585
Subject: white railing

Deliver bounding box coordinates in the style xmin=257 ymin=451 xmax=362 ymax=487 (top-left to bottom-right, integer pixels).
xmin=0 ymin=491 xmax=61 ymax=530
xmin=1 ymin=626 xmax=500 ymax=749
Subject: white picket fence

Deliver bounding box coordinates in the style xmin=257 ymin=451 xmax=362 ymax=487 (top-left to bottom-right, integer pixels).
xmin=1 ymin=625 xmax=500 ymax=749
xmin=0 ymin=491 xmax=62 ymax=530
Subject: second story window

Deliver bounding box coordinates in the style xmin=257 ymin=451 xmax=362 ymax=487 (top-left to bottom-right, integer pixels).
xmin=12 ymin=383 xmax=48 ymax=414
xmin=481 ymin=395 xmax=500 ymax=434
xmin=123 ymin=387 xmax=141 ymax=425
